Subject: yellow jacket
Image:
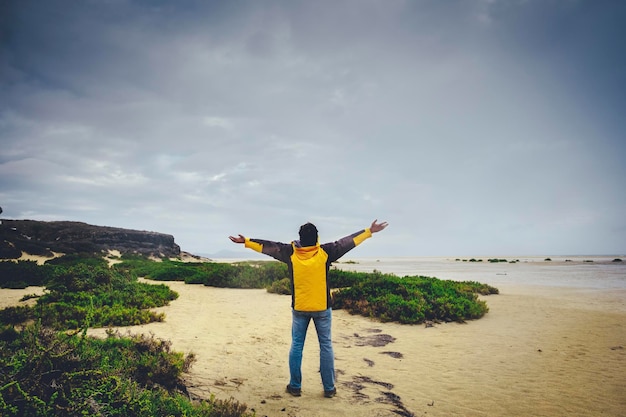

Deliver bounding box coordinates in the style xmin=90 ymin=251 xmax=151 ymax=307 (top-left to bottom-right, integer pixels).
xmin=244 ymin=228 xmax=372 ymax=311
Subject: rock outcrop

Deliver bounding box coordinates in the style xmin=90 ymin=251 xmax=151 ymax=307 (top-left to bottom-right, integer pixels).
xmin=0 ymin=219 xmax=181 ymax=259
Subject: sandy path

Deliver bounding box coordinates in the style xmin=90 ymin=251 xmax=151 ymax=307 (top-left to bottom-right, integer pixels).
xmin=2 ymin=280 xmax=625 ymax=416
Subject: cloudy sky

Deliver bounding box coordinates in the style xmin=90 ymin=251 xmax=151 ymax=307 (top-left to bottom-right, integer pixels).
xmin=1 ymin=0 xmax=625 ymax=257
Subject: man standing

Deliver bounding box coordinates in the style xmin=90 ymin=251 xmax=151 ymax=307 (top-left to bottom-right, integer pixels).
xmin=229 ymin=219 xmax=388 ymax=398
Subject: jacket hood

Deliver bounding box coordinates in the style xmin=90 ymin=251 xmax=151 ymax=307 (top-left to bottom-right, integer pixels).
xmin=292 ymin=241 xmax=320 ymax=260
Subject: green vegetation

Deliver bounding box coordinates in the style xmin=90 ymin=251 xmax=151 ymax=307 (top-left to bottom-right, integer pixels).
xmin=1 ymin=261 xmax=177 ymax=330
xmin=0 ymin=256 xmax=290 ymax=330
xmin=487 ymin=258 xmax=519 ymax=263
xmin=113 ymin=256 xmax=288 ymax=288
xmin=0 ymin=323 xmax=252 ymax=417
xmin=2 ymin=255 xmax=499 ymax=327
xmin=0 ymin=260 xmax=53 ymax=289
xmin=267 ymin=277 xmax=291 ymax=295
xmin=0 ymin=256 xmax=264 ymax=417
xmin=0 ymin=252 xmax=499 ymax=416
xmin=268 ymin=267 xmax=498 ymax=325
xmin=332 ymin=271 xmax=498 ymax=324
xmin=328 ymin=268 xmax=373 ymax=288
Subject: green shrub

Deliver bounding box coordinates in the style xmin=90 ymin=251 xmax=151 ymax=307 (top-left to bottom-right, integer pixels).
xmin=328 ymin=268 xmax=371 ymax=288
xmin=0 ymin=324 xmax=253 ymax=417
xmin=267 ymin=277 xmax=291 ymax=295
xmin=0 ymin=262 xmax=178 ymax=330
xmin=332 ymin=274 xmax=496 ymax=324
xmin=35 ymin=281 xmax=176 ymax=330
xmin=114 ymin=258 xmax=288 ymax=289
xmin=45 ymin=253 xmax=108 ymax=268
xmin=0 ymin=260 xmax=52 ymax=288
xmin=0 ymin=305 xmax=33 ymax=326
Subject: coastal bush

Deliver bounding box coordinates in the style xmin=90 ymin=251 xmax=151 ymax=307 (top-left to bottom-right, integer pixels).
xmin=37 ymin=269 xmax=176 ymax=329
xmin=267 ymin=277 xmax=291 ymax=294
xmin=332 ymin=274 xmax=497 ymax=324
xmin=202 ymin=262 xmax=238 ymax=287
xmin=0 ymin=324 xmax=253 ymax=417
xmin=114 ymin=257 xmax=288 ymax=289
xmin=0 ymin=260 xmax=53 ymax=288
xmin=190 ymin=261 xmax=288 ymax=288
xmin=248 ymin=261 xmax=289 ymax=285
xmin=46 ymin=253 xmax=109 ymax=268
xmin=328 ymin=268 xmax=372 ymax=288
xmin=0 ymin=305 xmax=33 ymax=326
xmin=263 ymin=267 xmax=498 ymax=324
xmin=0 ymin=255 xmax=253 ymax=416
xmin=0 ymin=263 xmax=177 ymax=330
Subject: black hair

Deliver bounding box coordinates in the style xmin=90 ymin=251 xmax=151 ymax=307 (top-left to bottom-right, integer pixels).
xmin=298 ymin=222 xmax=318 ymax=247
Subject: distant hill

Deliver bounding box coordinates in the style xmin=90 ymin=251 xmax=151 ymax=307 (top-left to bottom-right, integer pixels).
xmin=0 ymin=219 xmax=181 ymax=259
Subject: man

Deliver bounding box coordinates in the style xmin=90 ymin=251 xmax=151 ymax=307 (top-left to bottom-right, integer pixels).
xmin=228 ymin=219 xmax=388 ymax=398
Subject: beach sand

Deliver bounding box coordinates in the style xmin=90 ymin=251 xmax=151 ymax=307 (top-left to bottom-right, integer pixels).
xmin=2 ymin=262 xmax=625 ymax=416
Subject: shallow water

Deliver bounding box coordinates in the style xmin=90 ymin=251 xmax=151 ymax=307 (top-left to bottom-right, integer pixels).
xmin=334 ymin=255 xmax=626 ymax=290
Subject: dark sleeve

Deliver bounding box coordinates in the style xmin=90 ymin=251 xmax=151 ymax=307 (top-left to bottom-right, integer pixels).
xmin=321 ymin=228 xmax=372 ymax=263
xmin=245 ymin=238 xmax=293 ymax=263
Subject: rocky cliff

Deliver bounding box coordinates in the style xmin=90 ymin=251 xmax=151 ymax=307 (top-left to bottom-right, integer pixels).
xmin=0 ymin=219 xmax=181 ymax=259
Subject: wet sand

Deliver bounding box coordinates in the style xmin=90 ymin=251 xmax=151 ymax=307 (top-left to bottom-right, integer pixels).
xmin=1 ymin=259 xmax=625 ymax=416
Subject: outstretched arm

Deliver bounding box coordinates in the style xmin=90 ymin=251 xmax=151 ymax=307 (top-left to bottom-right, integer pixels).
xmin=228 ymin=234 xmax=292 ymax=263
xmin=370 ymin=219 xmax=389 ymax=233
xmin=323 ymin=219 xmax=389 ymax=262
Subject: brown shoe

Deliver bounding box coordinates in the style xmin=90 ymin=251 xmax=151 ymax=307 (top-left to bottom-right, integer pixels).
xmin=324 ymin=387 xmax=337 ymax=398
xmin=286 ymin=384 xmax=301 ymax=397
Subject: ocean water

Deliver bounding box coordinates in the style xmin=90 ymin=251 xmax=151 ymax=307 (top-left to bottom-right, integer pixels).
xmin=333 ymin=255 xmax=626 ymax=291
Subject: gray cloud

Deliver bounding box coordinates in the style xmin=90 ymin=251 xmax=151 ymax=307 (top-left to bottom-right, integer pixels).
xmin=1 ymin=0 xmax=624 ymax=256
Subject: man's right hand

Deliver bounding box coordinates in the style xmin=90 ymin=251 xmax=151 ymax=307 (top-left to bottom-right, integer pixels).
xmin=229 ymin=234 xmax=246 ymax=244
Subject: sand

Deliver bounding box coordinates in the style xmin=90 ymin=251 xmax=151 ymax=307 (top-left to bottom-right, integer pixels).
xmin=2 ymin=262 xmax=625 ymax=416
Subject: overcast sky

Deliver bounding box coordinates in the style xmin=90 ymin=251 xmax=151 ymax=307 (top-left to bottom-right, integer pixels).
xmin=1 ymin=0 xmax=625 ymax=257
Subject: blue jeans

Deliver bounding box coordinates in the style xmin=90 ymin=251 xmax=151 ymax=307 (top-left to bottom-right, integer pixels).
xmin=289 ymin=308 xmax=335 ymax=392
